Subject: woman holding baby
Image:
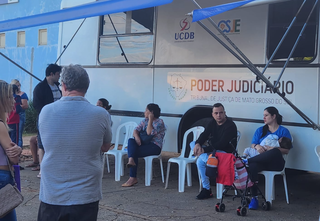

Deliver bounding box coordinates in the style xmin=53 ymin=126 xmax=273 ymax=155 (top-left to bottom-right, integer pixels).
xmin=247 ymin=106 xmax=292 ymax=209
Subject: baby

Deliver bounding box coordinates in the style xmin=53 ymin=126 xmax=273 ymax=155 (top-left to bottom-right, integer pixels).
xmin=243 ymin=135 xmax=292 ymax=159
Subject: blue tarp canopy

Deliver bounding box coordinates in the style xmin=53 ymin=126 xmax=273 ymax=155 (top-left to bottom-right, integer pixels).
xmin=0 ymin=0 xmax=172 ymax=32
xmin=192 ymin=0 xmax=254 ymax=22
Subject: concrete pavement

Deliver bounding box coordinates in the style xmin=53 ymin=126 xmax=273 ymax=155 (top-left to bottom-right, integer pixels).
xmin=16 ymin=154 xmax=320 ymax=221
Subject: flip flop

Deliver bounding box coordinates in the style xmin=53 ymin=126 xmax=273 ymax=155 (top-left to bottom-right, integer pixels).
xmin=122 ymin=180 xmax=138 ymax=187
xmin=126 ymin=163 xmax=136 ymax=168
xmin=26 ymin=162 xmax=39 ymax=168
xmin=32 ymin=165 xmax=40 ymax=171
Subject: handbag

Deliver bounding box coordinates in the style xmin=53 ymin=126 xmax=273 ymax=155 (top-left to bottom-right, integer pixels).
xmin=0 ymin=148 xmax=24 ymax=218
xmin=139 ymin=129 xmax=154 ymax=145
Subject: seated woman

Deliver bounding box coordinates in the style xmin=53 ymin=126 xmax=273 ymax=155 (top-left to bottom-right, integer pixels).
xmin=96 ymin=98 xmax=113 ymax=126
xmin=247 ymin=106 xmax=292 ymax=210
xmin=122 ymin=103 xmax=166 ymax=187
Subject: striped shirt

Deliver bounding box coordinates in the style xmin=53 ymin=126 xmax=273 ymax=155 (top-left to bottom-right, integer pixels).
xmin=39 ymin=96 xmax=112 ymax=205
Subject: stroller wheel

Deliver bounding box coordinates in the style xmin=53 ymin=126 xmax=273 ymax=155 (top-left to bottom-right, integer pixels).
xmin=240 ymin=207 xmax=247 ymax=216
xmin=236 ymin=206 xmax=242 ymax=216
xmin=215 ymin=203 xmax=221 ymax=212
xmin=219 ymin=203 xmax=225 ymax=212
xmin=262 ymin=201 xmax=271 ymax=211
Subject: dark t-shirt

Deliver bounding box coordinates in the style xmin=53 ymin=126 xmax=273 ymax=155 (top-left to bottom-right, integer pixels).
xmin=195 ymin=117 xmax=237 ymax=153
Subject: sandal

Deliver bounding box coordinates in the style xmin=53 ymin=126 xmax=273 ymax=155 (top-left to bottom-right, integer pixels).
xmin=26 ymin=162 xmax=39 ymax=168
xmin=32 ymin=165 xmax=40 ymax=171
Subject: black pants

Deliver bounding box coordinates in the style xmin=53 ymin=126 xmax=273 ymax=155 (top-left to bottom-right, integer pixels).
xmin=248 ymin=148 xmax=285 ymax=196
xmin=37 ymin=201 xmax=99 ymax=221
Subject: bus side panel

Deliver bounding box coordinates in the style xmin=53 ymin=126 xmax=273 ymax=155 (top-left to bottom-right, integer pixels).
xmin=154 ymin=67 xmax=320 ymax=172
xmin=85 ymin=68 xmax=154 ymax=145
xmin=155 ymin=0 xmax=268 ymax=65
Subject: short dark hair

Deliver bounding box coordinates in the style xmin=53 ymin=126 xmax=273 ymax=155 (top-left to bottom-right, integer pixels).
xmin=147 ymin=103 xmax=161 ymax=118
xmin=213 ymin=103 xmax=224 ymax=110
xmin=279 ymin=137 xmax=292 ymax=149
xmin=46 ymin=64 xmax=62 ymax=76
xmin=99 ymin=98 xmax=112 ymax=110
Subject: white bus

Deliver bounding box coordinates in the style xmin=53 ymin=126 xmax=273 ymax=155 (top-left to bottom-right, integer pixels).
xmin=57 ymin=0 xmax=320 ymax=172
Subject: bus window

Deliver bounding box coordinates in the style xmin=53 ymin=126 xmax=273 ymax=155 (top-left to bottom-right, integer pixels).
xmin=267 ymin=0 xmax=318 ymax=63
xmin=98 ymin=7 xmax=155 ymax=64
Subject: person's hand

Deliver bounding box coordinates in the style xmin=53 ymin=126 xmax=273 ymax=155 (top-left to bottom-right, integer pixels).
xmin=6 ymin=142 xmax=22 ymax=158
xmin=148 ymin=112 xmax=155 ymax=122
xmin=193 ymin=143 xmax=204 ymax=156
xmin=265 ymin=145 xmax=274 ymax=151
xmin=134 ymin=136 xmax=142 ymax=146
xmin=255 ymin=144 xmax=266 ymax=154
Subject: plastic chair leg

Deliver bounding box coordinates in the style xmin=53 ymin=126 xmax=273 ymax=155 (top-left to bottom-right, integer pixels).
xmin=178 ymin=163 xmax=186 ymax=192
xmin=283 ymin=174 xmax=289 ymax=204
xmin=186 ymin=163 xmax=192 ymax=187
xmin=159 ymin=157 xmax=164 ymax=183
xmin=165 ymin=162 xmax=171 ymax=189
xmin=265 ymin=173 xmax=275 ymax=205
xmin=114 ymin=153 xmax=123 ymax=181
xmin=216 ymin=183 xmax=223 ymax=199
xmin=106 ymin=154 xmax=110 ymax=173
xmin=197 ymin=168 xmax=202 ymax=192
xmin=145 ymin=157 xmax=153 ymax=186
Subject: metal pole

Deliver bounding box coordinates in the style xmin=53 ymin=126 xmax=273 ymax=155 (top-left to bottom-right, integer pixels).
xmin=273 ymin=0 xmax=319 ymax=91
xmin=0 ymin=52 xmax=41 ymax=81
xmin=261 ymin=0 xmax=306 ymax=75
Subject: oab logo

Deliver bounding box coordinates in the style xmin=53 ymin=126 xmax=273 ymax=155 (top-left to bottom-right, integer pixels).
xmin=174 ymin=18 xmax=195 ymax=42
xmin=168 ymin=74 xmax=187 ymax=100
xmin=218 ymin=19 xmax=241 ymax=34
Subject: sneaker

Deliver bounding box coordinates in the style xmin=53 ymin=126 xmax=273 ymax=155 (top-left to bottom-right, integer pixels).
xmin=242 ymin=159 xmax=248 ymax=165
xmin=249 ymin=197 xmax=259 ymax=210
xmin=196 ymin=188 xmax=213 ymax=200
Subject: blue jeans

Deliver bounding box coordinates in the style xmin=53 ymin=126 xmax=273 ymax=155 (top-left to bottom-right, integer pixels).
xmin=18 ymin=112 xmax=26 ymax=147
xmin=8 ymin=124 xmax=19 ymax=145
xmin=127 ymin=138 xmax=161 ymax=178
xmin=0 ymin=170 xmax=17 ymax=221
xmin=190 ymin=141 xmax=225 ymax=190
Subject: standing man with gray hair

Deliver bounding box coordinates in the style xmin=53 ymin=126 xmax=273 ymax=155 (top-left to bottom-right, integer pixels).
xmin=37 ymin=64 xmax=112 ymax=221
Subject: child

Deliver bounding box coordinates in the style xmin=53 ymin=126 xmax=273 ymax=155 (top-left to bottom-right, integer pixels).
xmin=243 ymin=135 xmax=292 ymax=159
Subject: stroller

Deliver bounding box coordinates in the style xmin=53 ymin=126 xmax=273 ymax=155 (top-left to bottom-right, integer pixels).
xmin=208 ymin=145 xmax=271 ymax=216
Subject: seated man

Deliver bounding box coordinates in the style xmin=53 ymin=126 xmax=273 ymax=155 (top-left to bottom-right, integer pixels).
xmin=192 ymin=103 xmax=237 ymax=199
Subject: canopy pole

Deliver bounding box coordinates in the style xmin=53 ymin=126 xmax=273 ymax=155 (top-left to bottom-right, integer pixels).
xmin=0 ymin=52 xmax=41 ymax=81
xmin=273 ymin=0 xmax=319 ymax=91
xmin=55 ymin=18 xmax=86 ymax=64
xmin=261 ymin=0 xmax=307 ymax=76
xmin=191 ymin=1 xmax=320 ymax=130
xmin=192 ymin=0 xmax=260 ymax=77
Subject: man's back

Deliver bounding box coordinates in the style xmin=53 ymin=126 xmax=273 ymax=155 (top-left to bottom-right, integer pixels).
xmin=39 ymin=96 xmax=112 ymax=205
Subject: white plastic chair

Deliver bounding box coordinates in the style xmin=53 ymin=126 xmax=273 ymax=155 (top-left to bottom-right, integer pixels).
xmin=165 ymin=126 xmax=205 ymax=192
xmin=258 ymin=136 xmax=293 ymax=205
xmin=104 ymin=122 xmax=137 ymax=181
xmin=208 ymin=130 xmax=241 ymax=199
xmin=259 ymin=154 xmax=289 ymax=205
xmin=315 ymin=145 xmax=320 ymax=163
xmin=143 ymin=125 xmax=167 ymax=186
xmin=143 ymin=154 xmax=164 ymax=186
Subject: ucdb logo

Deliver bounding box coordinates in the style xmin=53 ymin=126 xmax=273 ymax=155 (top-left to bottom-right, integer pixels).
xmin=175 ymin=17 xmax=195 ymax=42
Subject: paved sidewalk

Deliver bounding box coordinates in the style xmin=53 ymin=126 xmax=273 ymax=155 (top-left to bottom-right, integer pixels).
xmin=16 ymin=136 xmax=320 ymax=221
